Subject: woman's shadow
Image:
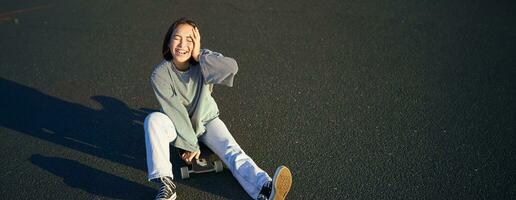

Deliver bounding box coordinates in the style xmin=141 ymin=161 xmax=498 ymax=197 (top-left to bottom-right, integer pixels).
xmin=0 ymin=77 xmax=248 ymax=199
xmin=0 ymin=77 xmax=148 ymax=170
xmin=30 ymin=154 xmax=155 ymax=200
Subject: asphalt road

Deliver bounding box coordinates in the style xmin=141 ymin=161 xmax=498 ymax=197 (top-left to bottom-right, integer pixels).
xmin=1 ymin=0 xmax=515 ymax=199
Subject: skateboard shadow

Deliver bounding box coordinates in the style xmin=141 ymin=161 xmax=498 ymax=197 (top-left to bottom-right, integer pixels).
xmin=30 ymin=154 xmax=155 ymax=200
xmin=0 ymin=77 xmax=250 ymax=199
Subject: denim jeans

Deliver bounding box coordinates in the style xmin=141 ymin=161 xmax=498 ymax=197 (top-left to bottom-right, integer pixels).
xmin=144 ymin=112 xmax=271 ymax=199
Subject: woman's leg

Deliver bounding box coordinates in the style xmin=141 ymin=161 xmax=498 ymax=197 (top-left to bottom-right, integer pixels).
xmin=144 ymin=112 xmax=178 ymax=180
xmin=199 ymin=118 xmax=271 ymax=199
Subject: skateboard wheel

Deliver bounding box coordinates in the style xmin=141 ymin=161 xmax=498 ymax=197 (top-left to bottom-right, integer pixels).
xmin=214 ymin=160 xmax=223 ymax=173
xmin=180 ymin=166 xmax=189 ymax=179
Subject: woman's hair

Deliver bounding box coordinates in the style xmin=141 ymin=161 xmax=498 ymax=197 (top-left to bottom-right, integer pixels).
xmin=162 ymin=17 xmax=198 ymax=63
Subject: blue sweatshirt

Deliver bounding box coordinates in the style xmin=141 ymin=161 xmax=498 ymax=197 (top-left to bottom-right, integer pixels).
xmin=150 ymin=49 xmax=238 ymax=152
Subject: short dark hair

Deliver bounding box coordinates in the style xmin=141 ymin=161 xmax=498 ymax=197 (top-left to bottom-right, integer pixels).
xmin=162 ymin=17 xmax=198 ymax=63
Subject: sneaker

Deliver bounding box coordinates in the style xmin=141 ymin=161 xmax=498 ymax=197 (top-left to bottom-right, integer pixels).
xmin=257 ymin=166 xmax=292 ymax=200
xmin=257 ymin=181 xmax=272 ymax=200
xmin=154 ymin=176 xmax=177 ymax=200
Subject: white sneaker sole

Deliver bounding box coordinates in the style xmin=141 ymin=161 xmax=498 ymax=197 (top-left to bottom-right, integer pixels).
xmin=156 ymin=193 xmax=176 ymax=200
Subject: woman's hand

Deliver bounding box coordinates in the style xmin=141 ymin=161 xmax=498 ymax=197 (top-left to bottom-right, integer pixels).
xmin=191 ymin=27 xmax=201 ymax=62
xmin=181 ymin=150 xmax=201 ymax=165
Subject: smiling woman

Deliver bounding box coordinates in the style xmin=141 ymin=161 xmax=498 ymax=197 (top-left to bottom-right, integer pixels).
xmin=144 ymin=17 xmax=292 ymax=200
xmin=161 ymin=17 xmax=200 ymax=70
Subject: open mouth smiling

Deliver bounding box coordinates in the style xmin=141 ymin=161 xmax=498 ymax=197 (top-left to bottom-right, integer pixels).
xmin=175 ymin=49 xmax=189 ymax=56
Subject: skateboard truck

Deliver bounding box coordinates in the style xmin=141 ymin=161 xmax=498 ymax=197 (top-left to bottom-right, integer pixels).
xmin=180 ymin=157 xmax=223 ymax=179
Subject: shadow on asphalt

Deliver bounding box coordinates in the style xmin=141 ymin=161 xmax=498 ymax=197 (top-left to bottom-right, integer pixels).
xmin=30 ymin=154 xmax=155 ymax=200
xmin=0 ymin=77 xmax=148 ymax=170
xmin=0 ymin=77 xmax=249 ymax=199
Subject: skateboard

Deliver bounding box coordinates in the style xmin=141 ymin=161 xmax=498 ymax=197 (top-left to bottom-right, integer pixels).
xmin=178 ymin=148 xmax=224 ymax=179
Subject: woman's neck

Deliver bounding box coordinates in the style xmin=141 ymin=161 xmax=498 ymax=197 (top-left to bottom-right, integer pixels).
xmin=173 ymin=61 xmax=190 ymax=71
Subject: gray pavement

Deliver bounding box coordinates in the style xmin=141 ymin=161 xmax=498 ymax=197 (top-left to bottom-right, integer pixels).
xmin=1 ymin=0 xmax=515 ymax=199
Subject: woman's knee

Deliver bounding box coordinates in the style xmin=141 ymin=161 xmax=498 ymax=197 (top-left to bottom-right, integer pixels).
xmin=144 ymin=112 xmax=172 ymax=128
xmin=144 ymin=112 xmax=175 ymax=133
xmin=144 ymin=112 xmax=177 ymax=140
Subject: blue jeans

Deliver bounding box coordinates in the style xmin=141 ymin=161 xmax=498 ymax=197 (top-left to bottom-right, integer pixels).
xmin=144 ymin=112 xmax=271 ymax=199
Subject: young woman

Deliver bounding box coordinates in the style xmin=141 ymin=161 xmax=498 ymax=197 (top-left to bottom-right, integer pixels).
xmin=144 ymin=17 xmax=292 ymax=200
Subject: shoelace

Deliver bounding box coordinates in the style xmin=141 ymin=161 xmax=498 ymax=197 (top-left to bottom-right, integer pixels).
xmin=257 ymin=181 xmax=272 ymax=200
xmin=155 ymin=177 xmax=176 ymax=199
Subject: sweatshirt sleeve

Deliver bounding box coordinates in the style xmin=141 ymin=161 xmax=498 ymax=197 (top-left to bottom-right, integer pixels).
xmin=199 ymin=49 xmax=239 ymax=87
xmin=150 ymin=70 xmax=200 ymax=152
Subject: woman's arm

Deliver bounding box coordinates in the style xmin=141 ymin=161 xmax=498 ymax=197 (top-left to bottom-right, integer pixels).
xmin=199 ymin=49 xmax=239 ymax=87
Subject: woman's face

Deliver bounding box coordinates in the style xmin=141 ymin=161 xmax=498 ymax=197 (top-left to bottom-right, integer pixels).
xmin=170 ymin=24 xmax=194 ymax=66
